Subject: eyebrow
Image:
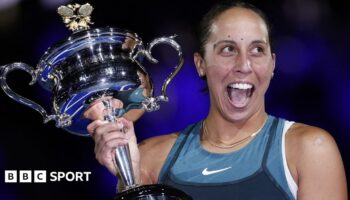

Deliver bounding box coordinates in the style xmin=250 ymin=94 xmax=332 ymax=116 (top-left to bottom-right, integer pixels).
xmin=213 ymin=40 xmax=236 ymax=50
xmin=251 ymin=40 xmax=268 ymax=46
xmin=213 ymin=39 xmax=268 ymax=50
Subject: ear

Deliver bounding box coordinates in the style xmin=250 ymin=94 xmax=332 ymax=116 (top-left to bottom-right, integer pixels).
xmin=271 ymin=53 xmax=276 ymax=72
xmin=194 ymin=52 xmax=206 ymax=77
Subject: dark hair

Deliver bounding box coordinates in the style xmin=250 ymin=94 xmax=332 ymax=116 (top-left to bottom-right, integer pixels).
xmin=197 ymin=0 xmax=273 ymax=57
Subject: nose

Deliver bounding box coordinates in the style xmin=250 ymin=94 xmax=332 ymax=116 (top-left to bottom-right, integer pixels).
xmin=234 ymin=53 xmax=252 ymax=74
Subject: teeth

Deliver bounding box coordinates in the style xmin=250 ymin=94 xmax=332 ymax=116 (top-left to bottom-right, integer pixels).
xmin=228 ymin=83 xmax=253 ymax=90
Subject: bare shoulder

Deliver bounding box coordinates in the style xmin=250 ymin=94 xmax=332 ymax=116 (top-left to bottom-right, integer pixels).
xmin=138 ymin=132 xmax=179 ymax=154
xmin=137 ymin=132 xmax=179 ymax=183
xmin=285 ymin=122 xmax=341 ymax=170
xmin=285 ymin=122 xmax=338 ymax=155
xmin=285 ymin=122 xmax=347 ymax=199
xmin=286 ymin=122 xmax=335 ymax=147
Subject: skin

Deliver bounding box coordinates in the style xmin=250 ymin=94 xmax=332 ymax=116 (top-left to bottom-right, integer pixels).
xmin=84 ymin=71 xmax=151 ymax=122
xmin=85 ymin=7 xmax=347 ymax=199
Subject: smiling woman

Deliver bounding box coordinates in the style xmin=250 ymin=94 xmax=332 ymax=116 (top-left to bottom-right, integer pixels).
xmin=83 ymin=1 xmax=347 ymax=200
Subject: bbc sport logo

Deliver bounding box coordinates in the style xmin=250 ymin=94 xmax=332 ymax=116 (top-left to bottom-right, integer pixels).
xmin=4 ymin=170 xmax=91 ymax=183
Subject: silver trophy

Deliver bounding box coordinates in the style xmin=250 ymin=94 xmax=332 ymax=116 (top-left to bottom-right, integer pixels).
xmin=0 ymin=3 xmax=191 ymax=200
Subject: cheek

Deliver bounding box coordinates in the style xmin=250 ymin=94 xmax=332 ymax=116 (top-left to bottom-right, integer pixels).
xmin=205 ymin=68 xmax=222 ymax=92
xmin=205 ymin=67 xmax=231 ymax=97
xmin=205 ymin=55 xmax=233 ymax=77
xmin=253 ymin=65 xmax=273 ymax=91
xmin=252 ymin=58 xmax=274 ymax=79
xmin=206 ymin=64 xmax=231 ymax=84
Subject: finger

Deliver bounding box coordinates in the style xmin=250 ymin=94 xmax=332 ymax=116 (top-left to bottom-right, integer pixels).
xmin=99 ymin=137 xmax=129 ymax=156
xmin=93 ymin=122 xmax=126 ymax=142
xmin=117 ymin=118 xmax=134 ymax=130
xmin=83 ymin=102 xmax=106 ymax=120
xmin=93 ymin=121 xmax=128 ymax=149
xmin=94 ymin=121 xmax=130 ymax=154
xmin=96 ymin=137 xmax=129 ymax=169
xmin=95 ymin=137 xmax=128 ymax=159
xmin=87 ymin=120 xmax=107 ymax=137
xmin=117 ymin=118 xmax=136 ymax=139
xmin=97 ymin=128 xmax=129 ymax=148
xmin=91 ymin=98 xmax=123 ymax=109
xmin=83 ymin=98 xmax=124 ymax=120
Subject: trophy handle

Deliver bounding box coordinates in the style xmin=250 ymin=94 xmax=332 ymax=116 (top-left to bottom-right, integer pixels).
xmin=0 ymin=62 xmax=71 ymax=127
xmin=137 ymin=35 xmax=184 ymax=112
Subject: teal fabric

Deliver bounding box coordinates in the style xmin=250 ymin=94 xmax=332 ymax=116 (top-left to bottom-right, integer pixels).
xmin=158 ymin=116 xmax=295 ymax=200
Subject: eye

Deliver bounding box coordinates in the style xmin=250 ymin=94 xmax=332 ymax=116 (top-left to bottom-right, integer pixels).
xmin=223 ymin=46 xmax=233 ymax=53
xmin=251 ymin=46 xmax=265 ymax=56
xmin=219 ymin=45 xmax=236 ymax=56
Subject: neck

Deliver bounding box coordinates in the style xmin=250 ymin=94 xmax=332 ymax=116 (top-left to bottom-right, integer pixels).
xmin=204 ymin=110 xmax=268 ymax=144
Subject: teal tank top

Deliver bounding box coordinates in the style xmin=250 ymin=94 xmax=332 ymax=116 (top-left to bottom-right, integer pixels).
xmin=158 ymin=115 xmax=295 ymax=200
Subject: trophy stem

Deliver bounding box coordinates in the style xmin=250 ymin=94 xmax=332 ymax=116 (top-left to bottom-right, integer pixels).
xmin=115 ymin=144 xmax=137 ymax=189
xmin=102 ymin=99 xmax=137 ymax=191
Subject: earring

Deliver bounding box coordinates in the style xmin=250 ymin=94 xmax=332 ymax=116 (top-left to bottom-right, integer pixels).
xmin=271 ymin=72 xmax=274 ymax=78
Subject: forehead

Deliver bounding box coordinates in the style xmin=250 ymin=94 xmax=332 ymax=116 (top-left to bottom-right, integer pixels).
xmin=210 ymin=7 xmax=269 ymax=42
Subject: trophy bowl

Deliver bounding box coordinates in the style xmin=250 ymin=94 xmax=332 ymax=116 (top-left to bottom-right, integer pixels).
xmin=0 ymin=13 xmax=183 ymax=136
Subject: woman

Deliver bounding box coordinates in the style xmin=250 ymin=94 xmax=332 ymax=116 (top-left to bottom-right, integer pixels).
xmin=84 ymin=1 xmax=347 ymax=199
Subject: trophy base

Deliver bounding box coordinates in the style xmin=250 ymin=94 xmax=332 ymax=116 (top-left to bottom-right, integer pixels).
xmin=114 ymin=184 xmax=192 ymax=200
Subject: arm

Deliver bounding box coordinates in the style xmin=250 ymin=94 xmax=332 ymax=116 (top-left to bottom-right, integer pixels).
xmin=84 ymin=86 xmax=176 ymax=189
xmin=87 ymin=118 xmax=141 ymax=182
xmin=85 ymin=99 xmax=143 ymax=189
xmin=286 ymin=124 xmax=347 ymax=200
xmin=87 ymin=119 xmax=178 ymax=188
xmin=138 ymin=133 xmax=179 ymax=184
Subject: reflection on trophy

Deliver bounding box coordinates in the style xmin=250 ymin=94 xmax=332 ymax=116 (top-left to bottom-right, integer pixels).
xmin=0 ymin=3 xmax=192 ymax=200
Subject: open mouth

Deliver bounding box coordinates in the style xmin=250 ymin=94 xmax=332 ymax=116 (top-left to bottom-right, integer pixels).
xmin=227 ymin=82 xmax=254 ymax=108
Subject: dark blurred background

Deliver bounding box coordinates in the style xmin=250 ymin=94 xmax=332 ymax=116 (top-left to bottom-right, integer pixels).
xmin=0 ymin=0 xmax=349 ymax=199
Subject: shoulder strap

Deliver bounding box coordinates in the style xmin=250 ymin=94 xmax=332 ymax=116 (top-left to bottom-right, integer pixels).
xmin=262 ymin=117 xmax=279 ymax=165
xmin=262 ymin=118 xmax=294 ymax=199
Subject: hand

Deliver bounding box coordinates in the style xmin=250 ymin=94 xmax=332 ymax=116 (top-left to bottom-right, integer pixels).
xmin=83 ymin=96 xmax=145 ymax=122
xmin=83 ymin=97 xmax=123 ymax=121
xmin=83 ymin=69 xmax=151 ymax=122
xmin=87 ymin=118 xmax=140 ymax=178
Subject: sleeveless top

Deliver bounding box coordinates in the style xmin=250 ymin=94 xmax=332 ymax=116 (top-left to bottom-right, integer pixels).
xmin=158 ymin=116 xmax=295 ymax=200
